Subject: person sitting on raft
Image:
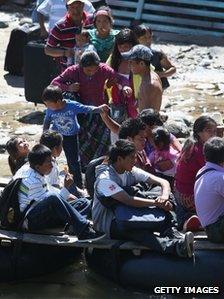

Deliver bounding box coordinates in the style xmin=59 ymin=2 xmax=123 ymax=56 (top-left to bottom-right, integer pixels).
xmin=92 ymin=139 xmax=194 ymax=258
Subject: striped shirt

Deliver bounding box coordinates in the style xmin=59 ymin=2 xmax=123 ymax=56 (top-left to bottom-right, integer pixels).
xmin=37 ymin=0 xmax=95 ymax=31
xmin=14 ymin=165 xmax=70 ymax=212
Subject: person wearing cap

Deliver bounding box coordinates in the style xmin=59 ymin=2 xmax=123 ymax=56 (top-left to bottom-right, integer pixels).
xmin=45 ymin=0 xmax=94 ymax=71
xmin=37 ymin=0 xmax=95 ymax=39
xmin=87 ymin=6 xmax=118 ymax=62
xmin=122 ymin=44 xmax=163 ymax=112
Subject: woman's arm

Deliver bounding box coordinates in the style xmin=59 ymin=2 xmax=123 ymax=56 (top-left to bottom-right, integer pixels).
xmin=100 ymin=110 xmax=120 ymax=134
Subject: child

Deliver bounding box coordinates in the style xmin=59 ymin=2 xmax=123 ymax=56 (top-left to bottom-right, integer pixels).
xmin=14 ymin=143 xmax=105 ymax=241
xmin=42 ymin=84 xmax=109 ymax=189
xmin=175 ymin=115 xmax=217 ymax=231
xmin=149 ymin=127 xmax=179 ymax=189
xmin=67 ymin=30 xmax=97 ymax=66
xmin=39 ymin=130 xmax=91 ymax=217
xmin=6 ymin=137 xmax=30 ymax=175
xmin=133 ymin=24 xmax=176 ymax=90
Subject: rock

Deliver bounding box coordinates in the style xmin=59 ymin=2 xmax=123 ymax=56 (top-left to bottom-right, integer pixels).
xmin=166 ymin=120 xmax=190 ymax=138
xmin=195 ymin=83 xmax=216 ymax=90
xmin=0 ymin=133 xmax=10 ymax=152
xmin=0 ymin=21 xmax=8 ymax=28
xmin=19 ymin=111 xmax=45 ymax=125
xmin=166 ymin=111 xmax=193 ymax=127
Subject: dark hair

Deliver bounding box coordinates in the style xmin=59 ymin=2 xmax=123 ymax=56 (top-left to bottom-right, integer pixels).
xmin=108 ymin=139 xmax=136 ymax=164
xmin=179 ymin=115 xmax=217 ymax=162
xmin=133 ymin=24 xmax=152 ymax=39
xmin=119 ymin=118 xmax=146 ymax=139
xmin=6 ymin=136 xmax=19 ymax=159
xmin=42 ymin=85 xmax=63 ymax=103
xmin=40 ymin=131 xmax=63 ymax=150
xmin=151 ymin=126 xmax=171 ymax=149
xmin=139 ymin=108 xmax=163 ymax=126
xmin=80 ymin=51 xmax=100 ymax=67
xmin=111 ymin=28 xmax=138 ymax=71
xmin=93 ymin=6 xmax=114 ymax=27
xmin=133 ymin=57 xmax=151 ymax=68
xmin=204 ymin=137 xmax=224 ymax=164
xmin=28 ymin=144 xmax=52 ymax=169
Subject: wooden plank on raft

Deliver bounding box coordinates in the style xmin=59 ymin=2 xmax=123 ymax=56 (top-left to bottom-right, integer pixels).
xmin=158 ymin=0 xmax=224 ymax=10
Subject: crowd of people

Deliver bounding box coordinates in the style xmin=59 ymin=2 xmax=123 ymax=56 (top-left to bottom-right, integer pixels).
xmin=3 ymin=0 xmax=224 ymax=258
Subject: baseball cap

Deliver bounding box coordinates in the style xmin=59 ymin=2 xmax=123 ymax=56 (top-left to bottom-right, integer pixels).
xmin=122 ymin=44 xmax=153 ymax=62
xmin=66 ymin=0 xmax=85 ymax=5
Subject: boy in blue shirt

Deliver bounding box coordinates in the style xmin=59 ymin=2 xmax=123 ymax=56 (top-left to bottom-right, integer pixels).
xmin=42 ymin=84 xmax=109 ymax=189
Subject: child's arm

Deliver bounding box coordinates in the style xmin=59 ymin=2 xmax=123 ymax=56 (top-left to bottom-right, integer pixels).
xmin=100 ymin=109 xmax=120 ymax=134
xmin=43 ymin=110 xmax=51 ymax=131
xmin=156 ymin=51 xmax=176 ymax=78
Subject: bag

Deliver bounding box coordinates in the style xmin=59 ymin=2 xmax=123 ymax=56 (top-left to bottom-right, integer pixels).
xmin=0 ymin=178 xmax=28 ymax=230
xmin=109 ymin=103 xmax=128 ymax=124
xmin=4 ymin=24 xmax=40 ymax=75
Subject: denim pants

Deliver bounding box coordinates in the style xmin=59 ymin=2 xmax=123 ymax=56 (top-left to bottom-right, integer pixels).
xmin=69 ymin=197 xmax=91 ymax=218
xmin=110 ymin=216 xmax=180 ymax=256
xmin=62 ymin=134 xmax=83 ymax=188
xmin=27 ymin=193 xmax=88 ymax=235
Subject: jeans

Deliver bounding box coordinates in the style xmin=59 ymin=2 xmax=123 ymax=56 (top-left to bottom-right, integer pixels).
xmin=69 ymin=197 xmax=91 ymax=218
xmin=63 ymin=134 xmax=83 ymax=188
xmin=110 ymin=216 xmax=180 ymax=256
xmin=27 ymin=193 xmax=88 ymax=236
xmin=206 ymin=215 xmax=224 ymax=243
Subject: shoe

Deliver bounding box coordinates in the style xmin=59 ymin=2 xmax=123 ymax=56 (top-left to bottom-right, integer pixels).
xmin=176 ymin=231 xmax=194 ymax=258
xmin=162 ymin=227 xmax=185 ymax=239
xmin=78 ymin=224 xmax=106 ymax=242
xmin=183 ymin=215 xmax=202 ymax=232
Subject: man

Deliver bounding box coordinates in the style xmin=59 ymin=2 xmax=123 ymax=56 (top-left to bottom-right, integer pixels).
xmin=45 ymin=0 xmax=93 ymax=70
xmin=195 ymin=137 xmax=224 ymax=243
xmin=37 ymin=0 xmax=95 ymax=38
xmin=122 ymin=44 xmax=163 ymax=112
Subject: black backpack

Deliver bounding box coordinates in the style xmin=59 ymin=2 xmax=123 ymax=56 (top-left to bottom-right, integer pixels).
xmin=0 ymin=178 xmax=25 ymax=230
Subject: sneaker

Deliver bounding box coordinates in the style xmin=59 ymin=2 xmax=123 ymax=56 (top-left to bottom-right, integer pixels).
xmin=176 ymin=231 xmax=194 ymax=258
xmin=78 ymin=224 xmax=106 ymax=242
xmin=183 ymin=215 xmax=202 ymax=232
xmin=162 ymin=227 xmax=185 ymax=239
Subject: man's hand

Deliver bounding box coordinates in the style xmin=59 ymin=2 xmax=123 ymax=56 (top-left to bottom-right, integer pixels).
xmin=64 ymin=48 xmax=74 ymax=58
xmin=122 ymin=86 xmax=133 ymax=97
xmin=99 ymin=104 xmax=110 ymax=113
xmin=64 ymin=173 xmax=74 ymax=189
xmin=68 ymin=82 xmax=80 ymax=92
xmin=155 ymin=196 xmax=173 ymax=211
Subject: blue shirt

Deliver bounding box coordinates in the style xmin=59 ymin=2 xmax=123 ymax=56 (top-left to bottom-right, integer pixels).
xmin=43 ymin=100 xmax=100 ymax=136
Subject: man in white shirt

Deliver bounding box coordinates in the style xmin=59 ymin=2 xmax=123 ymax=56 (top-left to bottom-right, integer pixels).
xmin=37 ymin=0 xmax=95 ymax=38
xmin=14 ymin=143 xmax=104 ymax=241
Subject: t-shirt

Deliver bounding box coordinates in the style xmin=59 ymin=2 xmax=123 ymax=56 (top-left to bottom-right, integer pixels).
xmin=88 ymin=28 xmax=119 ymax=62
xmin=175 ymin=142 xmax=205 ymax=196
xmin=43 ymin=99 xmax=100 ymax=136
xmin=195 ymin=162 xmax=224 ymax=227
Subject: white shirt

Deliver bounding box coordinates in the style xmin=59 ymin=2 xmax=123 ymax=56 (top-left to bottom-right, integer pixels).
xmin=37 ymin=0 xmax=95 ymax=31
xmin=14 ymin=165 xmax=70 ymax=212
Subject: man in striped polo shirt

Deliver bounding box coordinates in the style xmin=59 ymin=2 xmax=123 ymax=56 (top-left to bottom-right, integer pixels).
xmin=45 ymin=0 xmax=94 ymax=71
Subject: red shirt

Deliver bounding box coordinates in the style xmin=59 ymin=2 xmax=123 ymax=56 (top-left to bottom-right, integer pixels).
xmin=51 ymin=63 xmax=118 ymax=106
xmin=175 ymin=142 xmax=205 ymax=196
xmin=46 ymin=12 xmax=93 ymax=68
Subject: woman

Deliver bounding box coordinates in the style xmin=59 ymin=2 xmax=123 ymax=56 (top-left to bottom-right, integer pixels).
xmin=88 ymin=6 xmax=118 ymax=62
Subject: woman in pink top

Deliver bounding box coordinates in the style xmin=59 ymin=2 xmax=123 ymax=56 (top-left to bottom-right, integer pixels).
xmin=175 ymin=115 xmax=217 ymax=231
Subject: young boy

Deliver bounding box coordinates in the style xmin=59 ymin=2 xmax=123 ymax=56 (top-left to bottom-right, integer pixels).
xmin=14 ymin=144 xmax=105 ymax=241
xmin=133 ymin=24 xmax=176 ymax=90
xmin=195 ymin=137 xmax=224 ymax=243
xmin=92 ymin=139 xmax=194 ymax=258
xmin=67 ymin=30 xmax=97 ymax=66
xmin=122 ymin=44 xmax=163 ymax=112
xmin=40 ymin=130 xmax=91 ymax=217
xmin=42 ymin=84 xmax=109 ymax=189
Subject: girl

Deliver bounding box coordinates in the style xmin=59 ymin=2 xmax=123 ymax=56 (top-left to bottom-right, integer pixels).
xmin=107 ymin=28 xmax=139 ymax=124
xmin=149 ymin=126 xmax=180 ymax=189
xmin=175 ymin=115 xmax=217 ymax=231
xmin=6 ymin=137 xmax=30 ymax=175
xmin=88 ymin=6 xmax=118 ymax=62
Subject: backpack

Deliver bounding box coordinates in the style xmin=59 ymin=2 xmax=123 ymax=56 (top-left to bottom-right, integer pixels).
xmin=0 ymin=178 xmax=25 ymax=230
